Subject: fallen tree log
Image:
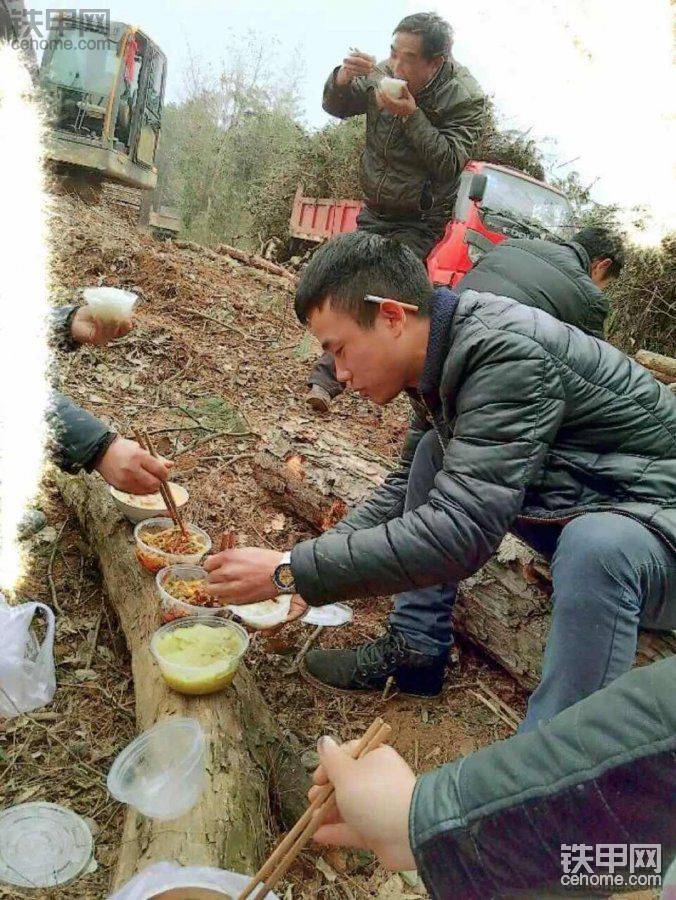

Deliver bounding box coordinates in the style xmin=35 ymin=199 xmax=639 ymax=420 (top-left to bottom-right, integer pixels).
xmin=216 ymin=243 xmax=299 ymax=286
xmin=635 ymin=349 xmax=676 ymax=379
xmin=254 ymin=419 xmax=675 ymax=690
xmin=55 ymin=470 xmax=309 ymax=890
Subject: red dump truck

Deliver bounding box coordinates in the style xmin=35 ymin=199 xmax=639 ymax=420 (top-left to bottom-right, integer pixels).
xmin=289 ymin=161 xmax=574 ymax=285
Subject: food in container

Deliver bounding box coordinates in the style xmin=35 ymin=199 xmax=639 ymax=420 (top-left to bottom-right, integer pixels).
xmin=226 ymin=595 xmax=292 ymax=630
xmin=378 ymin=75 xmax=407 ymax=99
xmin=83 ymin=286 xmax=137 ymax=323
xmin=150 ymin=617 xmax=249 ymax=695
xmin=110 ymin=483 xmax=189 ymax=524
xmin=107 ymin=861 xmax=279 ymax=899
xmin=134 ymin=518 xmax=211 ymax=573
xmin=156 ymin=565 xmax=227 ymax=622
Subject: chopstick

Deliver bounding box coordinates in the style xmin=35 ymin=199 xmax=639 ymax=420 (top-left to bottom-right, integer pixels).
xmin=219 ymin=530 xmax=236 ymax=552
xmin=134 ymin=430 xmax=189 ymax=538
xmin=238 ymin=717 xmax=392 ymax=900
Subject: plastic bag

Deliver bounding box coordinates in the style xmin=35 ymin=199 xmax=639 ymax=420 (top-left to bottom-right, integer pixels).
xmin=108 ymin=861 xmax=279 ymax=899
xmin=0 ymin=594 xmax=56 ymax=719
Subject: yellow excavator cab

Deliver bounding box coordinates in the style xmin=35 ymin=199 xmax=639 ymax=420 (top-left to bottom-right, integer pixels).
xmin=38 ymin=14 xmax=166 ymax=190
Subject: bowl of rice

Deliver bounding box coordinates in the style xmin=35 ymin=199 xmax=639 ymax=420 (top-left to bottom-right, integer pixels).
xmin=110 ymin=483 xmax=189 ymax=524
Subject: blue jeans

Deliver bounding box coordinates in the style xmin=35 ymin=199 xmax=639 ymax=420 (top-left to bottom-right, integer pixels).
xmin=388 ymin=430 xmax=676 ymax=728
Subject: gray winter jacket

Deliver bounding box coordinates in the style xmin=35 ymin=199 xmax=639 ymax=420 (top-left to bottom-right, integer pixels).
xmin=47 ymin=305 xmax=116 ymax=473
xmin=411 ymin=655 xmax=676 ymax=898
xmin=323 ymin=58 xmax=485 ymax=223
xmin=457 ymin=238 xmax=609 ymax=338
xmin=291 ymin=288 xmax=676 ymax=604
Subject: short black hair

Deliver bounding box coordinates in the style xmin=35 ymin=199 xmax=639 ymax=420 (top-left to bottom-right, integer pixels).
xmin=394 ymin=12 xmax=453 ymax=60
xmin=572 ymin=226 xmax=625 ymax=277
xmin=294 ymin=232 xmax=434 ymax=327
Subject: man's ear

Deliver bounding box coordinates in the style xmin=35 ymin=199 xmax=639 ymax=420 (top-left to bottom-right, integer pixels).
xmin=590 ymin=258 xmax=613 ymax=281
xmin=377 ymin=300 xmax=408 ymax=330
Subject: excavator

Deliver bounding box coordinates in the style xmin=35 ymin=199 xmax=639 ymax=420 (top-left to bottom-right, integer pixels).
xmin=0 ymin=1 xmax=180 ymax=235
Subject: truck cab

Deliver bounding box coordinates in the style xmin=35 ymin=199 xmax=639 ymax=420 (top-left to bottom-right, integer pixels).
xmin=426 ymin=161 xmax=574 ymax=285
xmin=38 ymin=14 xmax=166 ymax=189
xmin=289 ymin=162 xmax=575 ymax=285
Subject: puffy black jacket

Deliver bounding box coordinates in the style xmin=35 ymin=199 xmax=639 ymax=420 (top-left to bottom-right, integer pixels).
xmin=291 ymin=288 xmax=676 ymax=604
xmin=47 ymin=305 xmax=116 ymax=473
xmin=322 ymin=58 xmax=485 ymax=222
xmin=457 ymin=238 xmax=609 ymax=337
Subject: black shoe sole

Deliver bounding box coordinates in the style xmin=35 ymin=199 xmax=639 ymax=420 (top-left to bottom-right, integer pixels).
xmin=300 ymin=662 xmax=443 ymax=698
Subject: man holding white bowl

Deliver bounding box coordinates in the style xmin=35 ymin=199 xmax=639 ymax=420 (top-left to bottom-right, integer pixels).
xmin=307 ymin=11 xmax=486 ymax=412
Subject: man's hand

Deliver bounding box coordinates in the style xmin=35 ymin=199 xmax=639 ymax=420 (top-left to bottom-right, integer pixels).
xmin=70 ymin=306 xmax=133 ymax=347
xmin=335 ymin=50 xmax=376 ymax=86
xmin=308 ymin=736 xmax=417 ymax=871
xmin=203 ymin=548 xmax=285 ymax=604
xmin=95 ymin=436 xmax=172 ymax=494
xmin=375 ymin=84 xmax=416 ymax=117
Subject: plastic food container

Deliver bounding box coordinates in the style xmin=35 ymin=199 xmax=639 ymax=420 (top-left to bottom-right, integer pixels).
xmin=150 ymin=617 xmax=249 ymax=695
xmin=0 ymin=802 xmax=95 ymax=888
xmin=83 ymin=286 xmax=137 ymax=323
xmin=156 ymin=565 xmax=227 ymax=621
xmin=107 ymin=718 xmax=205 ymax=821
xmin=111 ymin=483 xmax=189 ymax=524
xmin=227 ymin=594 xmax=291 ymax=630
xmin=134 ymin=518 xmax=211 ymax=574
xmin=108 ymin=861 xmax=279 ymax=899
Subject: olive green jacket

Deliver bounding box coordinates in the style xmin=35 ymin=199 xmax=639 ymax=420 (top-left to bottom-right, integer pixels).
xmin=323 ymin=58 xmax=485 ymax=222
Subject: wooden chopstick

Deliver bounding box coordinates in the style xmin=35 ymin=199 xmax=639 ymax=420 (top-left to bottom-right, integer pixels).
xmin=237 ymin=718 xmax=391 ymax=900
xmin=134 ymin=430 xmax=188 ymax=537
xmin=219 ymin=530 xmax=236 ymax=552
xmin=237 ymin=718 xmax=383 ymax=900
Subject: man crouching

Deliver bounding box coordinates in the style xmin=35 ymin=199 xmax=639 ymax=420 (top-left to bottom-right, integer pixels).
xmin=205 ymin=232 xmax=676 ymax=731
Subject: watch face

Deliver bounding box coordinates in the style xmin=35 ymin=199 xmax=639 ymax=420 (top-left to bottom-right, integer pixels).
xmin=276 ymin=564 xmax=295 ymax=589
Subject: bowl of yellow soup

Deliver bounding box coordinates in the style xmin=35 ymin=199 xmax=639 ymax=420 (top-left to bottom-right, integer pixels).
xmin=150 ymin=617 xmax=249 ymax=695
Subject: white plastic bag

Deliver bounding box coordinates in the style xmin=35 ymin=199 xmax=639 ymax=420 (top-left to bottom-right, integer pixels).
xmin=0 ymin=594 xmax=56 ymax=719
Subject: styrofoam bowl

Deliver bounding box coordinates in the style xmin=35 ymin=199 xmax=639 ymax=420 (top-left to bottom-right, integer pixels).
xmin=379 ymin=76 xmax=407 ymax=99
xmin=110 ymin=483 xmax=189 ymax=524
xmin=83 ymin=286 xmax=137 ymax=323
xmin=227 ymin=594 xmax=292 ymax=630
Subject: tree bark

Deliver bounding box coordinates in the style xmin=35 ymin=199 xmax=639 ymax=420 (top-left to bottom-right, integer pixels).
xmin=254 ymin=421 xmax=676 ymax=690
xmin=635 ymin=349 xmax=676 ymax=379
xmin=55 ymin=470 xmax=308 ymax=890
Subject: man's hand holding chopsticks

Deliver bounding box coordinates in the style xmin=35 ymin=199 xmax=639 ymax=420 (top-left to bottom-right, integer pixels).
xmin=204 ymin=547 xmax=286 ymax=604
xmin=94 ymin=436 xmax=172 ymax=494
xmin=308 ymin=735 xmax=416 ymax=870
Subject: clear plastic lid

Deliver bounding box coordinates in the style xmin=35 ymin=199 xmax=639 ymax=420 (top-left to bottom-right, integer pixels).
xmin=301 ymin=603 xmax=353 ymax=627
xmin=0 ymin=802 xmax=94 ymax=888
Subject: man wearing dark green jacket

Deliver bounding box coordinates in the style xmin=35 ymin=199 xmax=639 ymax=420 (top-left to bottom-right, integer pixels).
xmin=205 ymin=232 xmax=676 ymax=733
xmin=456 ymin=226 xmax=626 ymax=338
xmin=48 ymin=304 xmax=171 ymax=492
xmin=307 ymin=11 xmax=486 ymax=412
xmin=308 ymin=656 xmax=675 ymax=899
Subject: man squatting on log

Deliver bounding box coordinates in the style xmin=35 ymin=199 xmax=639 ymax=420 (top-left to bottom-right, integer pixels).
xmin=203 ymin=231 xmax=676 ymax=897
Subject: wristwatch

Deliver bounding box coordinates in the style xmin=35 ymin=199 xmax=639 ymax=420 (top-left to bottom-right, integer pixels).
xmin=271 ymin=551 xmax=296 ymax=594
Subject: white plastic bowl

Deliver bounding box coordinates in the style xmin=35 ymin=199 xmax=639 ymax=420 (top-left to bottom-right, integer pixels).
xmin=83 ymin=286 xmax=137 ymax=323
xmin=111 ymin=483 xmax=189 ymax=524
xmin=107 ymin=718 xmax=205 ymax=821
xmin=134 ymin=517 xmax=211 ymax=574
xmin=156 ymin=565 xmax=227 ymax=620
xmin=227 ymin=595 xmax=292 ymax=630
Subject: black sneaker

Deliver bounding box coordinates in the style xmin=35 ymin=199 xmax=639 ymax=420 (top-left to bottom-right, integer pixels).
xmin=301 ymin=628 xmax=447 ymax=697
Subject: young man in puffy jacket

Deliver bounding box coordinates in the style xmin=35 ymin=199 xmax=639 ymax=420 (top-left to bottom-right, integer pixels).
xmin=456 ymin=225 xmax=625 ymax=338
xmin=306 ymin=11 xmax=485 ymax=413
xmin=204 ymin=231 xmax=676 ymax=733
